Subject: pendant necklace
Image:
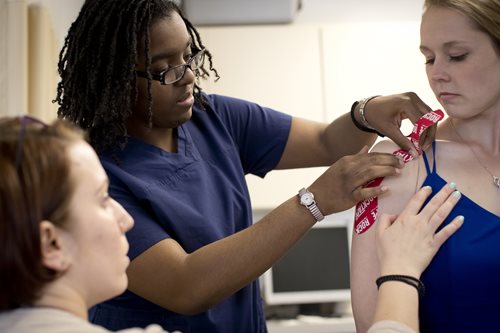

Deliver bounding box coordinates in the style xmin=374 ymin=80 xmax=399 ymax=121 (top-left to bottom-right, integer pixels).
xmin=450 ymin=119 xmax=500 ymax=189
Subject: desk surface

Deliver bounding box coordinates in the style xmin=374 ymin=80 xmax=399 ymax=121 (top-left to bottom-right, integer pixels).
xmin=267 ymin=315 xmax=356 ymax=333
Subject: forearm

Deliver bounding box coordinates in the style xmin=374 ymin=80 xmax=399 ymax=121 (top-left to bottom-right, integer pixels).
xmin=185 ymin=197 xmax=314 ymax=308
xmin=321 ymin=111 xmax=378 ymax=160
xmin=373 ymin=279 xmax=420 ymax=332
xmin=373 ymin=262 xmax=423 ymax=332
xmin=277 ymin=111 xmax=377 ymax=169
xmin=129 ymin=140 xmax=406 ymax=314
xmin=128 ymin=196 xmax=316 ymax=314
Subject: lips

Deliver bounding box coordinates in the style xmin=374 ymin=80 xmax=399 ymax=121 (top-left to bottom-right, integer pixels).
xmin=176 ymin=92 xmax=195 ymax=109
xmin=178 ymin=92 xmax=193 ymax=103
xmin=439 ymin=92 xmax=458 ymax=97
xmin=438 ymin=92 xmax=459 ymax=102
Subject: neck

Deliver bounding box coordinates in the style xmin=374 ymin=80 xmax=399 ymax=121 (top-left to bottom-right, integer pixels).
xmin=446 ymin=115 xmax=500 ymax=155
xmin=32 ymin=283 xmax=89 ymax=320
xmin=127 ymin=124 xmax=178 ymax=153
xmin=446 ymin=116 xmax=500 ymax=189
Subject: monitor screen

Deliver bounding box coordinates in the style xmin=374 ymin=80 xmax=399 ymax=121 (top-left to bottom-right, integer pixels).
xmin=257 ymin=210 xmax=353 ymax=305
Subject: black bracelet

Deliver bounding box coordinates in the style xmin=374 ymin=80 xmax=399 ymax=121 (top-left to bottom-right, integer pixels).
xmin=349 ymin=101 xmax=384 ymax=137
xmin=376 ymin=274 xmax=425 ymax=299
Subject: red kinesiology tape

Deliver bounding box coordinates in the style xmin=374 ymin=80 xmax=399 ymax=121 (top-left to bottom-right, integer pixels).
xmin=354 ymin=109 xmax=445 ymax=235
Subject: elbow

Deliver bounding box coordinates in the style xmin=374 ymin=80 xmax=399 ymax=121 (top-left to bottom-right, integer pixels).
xmin=352 ymin=299 xmax=374 ymax=333
xmin=164 ymin=292 xmax=219 ymax=315
xmin=172 ymin=302 xmax=213 ymax=316
xmin=352 ymin=311 xmax=371 ymax=333
xmin=354 ymin=320 xmax=371 ymax=333
xmin=158 ymin=283 xmax=223 ymax=315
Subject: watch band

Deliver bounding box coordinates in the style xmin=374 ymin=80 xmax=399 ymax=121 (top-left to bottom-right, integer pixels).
xmin=298 ymin=188 xmax=325 ymax=222
xmin=307 ymin=202 xmax=324 ymax=222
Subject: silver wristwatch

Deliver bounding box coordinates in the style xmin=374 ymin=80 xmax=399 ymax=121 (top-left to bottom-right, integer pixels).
xmin=298 ymin=188 xmax=324 ymax=222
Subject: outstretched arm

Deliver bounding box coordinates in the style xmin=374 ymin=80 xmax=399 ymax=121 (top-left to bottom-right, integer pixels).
xmin=126 ymin=148 xmax=403 ymax=315
xmin=276 ymin=92 xmax=433 ymax=170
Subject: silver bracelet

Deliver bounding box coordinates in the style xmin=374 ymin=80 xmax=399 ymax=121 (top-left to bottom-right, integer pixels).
xmin=358 ymin=95 xmax=380 ymax=131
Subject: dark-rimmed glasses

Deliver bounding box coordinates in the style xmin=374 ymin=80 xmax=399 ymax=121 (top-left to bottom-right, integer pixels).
xmin=136 ymin=48 xmax=206 ymax=85
xmin=15 ymin=115 xmax=48 ymax=171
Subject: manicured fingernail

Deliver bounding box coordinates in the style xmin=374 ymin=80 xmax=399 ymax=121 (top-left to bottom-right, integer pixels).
xmin=457 ymin=215 xmax=464 ymax=223
xmin=422 ymin=185 xmax=432 ymax=192
xmin=449 ymin=182 xmax=457 ymax=190
xmin=452 ymin=190 xmax=461 ymax=198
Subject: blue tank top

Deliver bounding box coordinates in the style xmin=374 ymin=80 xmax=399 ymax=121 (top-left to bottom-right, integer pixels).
xmin=419 ymin=142 xmax=500 ymax=333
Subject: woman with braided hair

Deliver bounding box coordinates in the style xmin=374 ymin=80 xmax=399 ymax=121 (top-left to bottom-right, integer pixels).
xmin=56 ymin=1 xmax=443 ymax=332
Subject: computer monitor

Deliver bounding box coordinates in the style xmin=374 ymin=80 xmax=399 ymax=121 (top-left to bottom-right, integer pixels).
xmin=256 ymin=209 xmax=353 ymax=306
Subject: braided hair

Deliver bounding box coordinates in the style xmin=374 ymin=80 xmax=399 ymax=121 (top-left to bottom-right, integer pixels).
xmin=55 ymin=0 xmax=219 ymax=153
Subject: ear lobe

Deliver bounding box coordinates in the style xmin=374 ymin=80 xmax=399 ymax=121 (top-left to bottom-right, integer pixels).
xmin=39 ymin=221 xmax=70 ymax=272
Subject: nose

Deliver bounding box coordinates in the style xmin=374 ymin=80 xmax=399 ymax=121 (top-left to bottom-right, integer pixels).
xmin=428 ymin=58 xmax=450 ymax=82
xmin=175 ymin=64 xmax=196 ymax=86
xmin=112 ymin=199 xmax=134 ymax=232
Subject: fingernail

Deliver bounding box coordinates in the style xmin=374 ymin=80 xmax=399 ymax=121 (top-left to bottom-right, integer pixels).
xmin=395 ymin=168 xmax=401 ymax=174
xmin=452 ymin=190 xmax=461 ymax=198
xmin=380 ymin=186 xmax=388 ymax=192
xmin=422 ymin=185 xmax=432 ymax=192
xmin=457 ymin=215 xmax=465 ymax=223
xmin=449 ymin=182 xmax=457 ymax=190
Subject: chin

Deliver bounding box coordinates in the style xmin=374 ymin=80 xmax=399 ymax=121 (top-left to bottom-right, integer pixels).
xmin=88 ymin=280 xmax=128 ymax=308
xmin=181 ymin=107 xmax=193 ymax=121
xmin=110 ymin=276 xmax=129 ymax=298
xmin=172 ymin=112 xmax=192 ymax=127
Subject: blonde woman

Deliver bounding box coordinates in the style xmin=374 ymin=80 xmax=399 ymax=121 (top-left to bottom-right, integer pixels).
xmin=351 ymin=0 xmax=500 ymax=332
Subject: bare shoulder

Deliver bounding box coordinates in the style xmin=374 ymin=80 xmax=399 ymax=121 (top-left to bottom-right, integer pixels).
xmin=372 ymin=139 xmax=423 ymax=193
xmin=372 ymin=139 xmax=430 ymax=218
xmin=370 ymin=139 xmax=401 ymax=154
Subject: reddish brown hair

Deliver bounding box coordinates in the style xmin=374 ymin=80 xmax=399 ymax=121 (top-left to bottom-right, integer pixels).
xmin=0 ymin=117 xmax=84 ymax=310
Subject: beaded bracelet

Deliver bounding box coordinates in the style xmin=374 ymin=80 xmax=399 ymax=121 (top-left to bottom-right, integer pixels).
xmin=376 ymin=274 xmax=425 ymax=299
xmin=349 ymin=98 xmax=384 ymax=137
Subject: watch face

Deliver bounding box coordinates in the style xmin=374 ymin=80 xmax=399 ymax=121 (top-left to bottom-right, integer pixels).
xmin=300 ymin=193 xmax=314 ymax=206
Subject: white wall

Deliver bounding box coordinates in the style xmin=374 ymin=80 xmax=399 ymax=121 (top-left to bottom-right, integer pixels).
xmin=322 ymin=21 xmax=440 ymax=129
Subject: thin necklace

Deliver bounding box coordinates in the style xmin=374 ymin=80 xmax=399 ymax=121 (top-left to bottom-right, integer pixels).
xmin=450 ymin=119 xmax=500 ymax=189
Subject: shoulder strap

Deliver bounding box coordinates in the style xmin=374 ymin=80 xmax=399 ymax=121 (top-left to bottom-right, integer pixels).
xmin=422 ymin=141 xmax=436 ymax=174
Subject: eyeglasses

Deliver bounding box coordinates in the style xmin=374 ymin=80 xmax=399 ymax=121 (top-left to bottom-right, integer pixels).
xmin=136 ymin=48 xmax=206 ymax=85
xmin=15 ymin=115 xmax=48 ymax=172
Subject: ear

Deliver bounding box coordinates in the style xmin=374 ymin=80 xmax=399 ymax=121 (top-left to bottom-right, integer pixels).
xmin=39 ymin=221 xmax=71 ymax=272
